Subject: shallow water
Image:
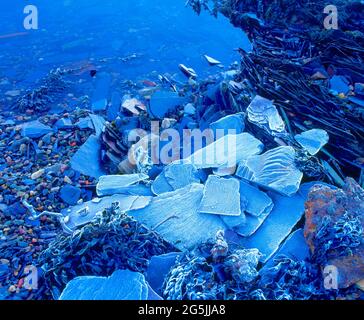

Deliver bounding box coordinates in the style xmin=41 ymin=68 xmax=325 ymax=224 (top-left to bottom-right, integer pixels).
xmin=0 ymin=0 xmax=251 ymax=102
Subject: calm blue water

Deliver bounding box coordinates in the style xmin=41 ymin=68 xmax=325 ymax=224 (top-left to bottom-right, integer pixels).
xmin=0 ymin=0 xmax=251 ymax=104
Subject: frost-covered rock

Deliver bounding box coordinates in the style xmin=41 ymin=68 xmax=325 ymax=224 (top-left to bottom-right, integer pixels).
xmin=236 ymin=146 xmax=303 ymax=196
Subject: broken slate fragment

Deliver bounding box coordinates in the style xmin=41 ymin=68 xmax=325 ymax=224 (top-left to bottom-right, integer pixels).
xmin=234 ymin=187 xmax=306 ymax=263
xmin=223 ymin=181 xmax=274 ymax=236
xmin=262 ymin=228 xmax=310 ymax=270
xmin=59 ymin=270 xmax=148 ymax=300
xmin=204 ymin=55 xmax=222 ymax=66
xmin=236 ymin=146 xmax=303 ymax=197
xmin=96 ymin=173 xmax=149 ymax=197
xmin=149 ymin=91 xmax=186 ymax=119
xmin=131 ymin=184 xmax=226 ymax=250
xmin=146 ymin=252 xmax=182 ymax=294
xmin=89 ymin=113 xmax=105 ymax=138
xmin=21 ymin=120 xmax=53 ymax=139
xmin=239 ymin=181 xmax=274 ymax=217
xmin=164 ymin=163 xmax=200 ymax=191
xmin=246 ymin=95 xmax=286 ymax=136
xmin=151 ymin=163 xmax=200 ymax=196
xmin=61 ymin=194 xmax=152 ymax=231
xmin=54 ymin=118 xmax=73 ymax=129
xmin=183 ymin=133 xmax=264 ymax=169
xmin=329 ymin=75 xmax=350 ymax=95
xmin=92 ymin=98 xmax=108 ymax=112
xmin=70 ymin=135 xmax=106 ymax=179
xmin=199 ymin=175 xmax=241 ymax=216
xmin=209 ymin=113 xmax=245 ymax=137
xmin=295 ymin=129 xmax=329 ymax=155
xmin=59 ymin=185 xmax=81 ymax=206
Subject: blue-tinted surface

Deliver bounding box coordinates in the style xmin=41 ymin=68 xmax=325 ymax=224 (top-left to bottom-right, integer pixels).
xmin=0 ymin=0 xmax=251 ymax=99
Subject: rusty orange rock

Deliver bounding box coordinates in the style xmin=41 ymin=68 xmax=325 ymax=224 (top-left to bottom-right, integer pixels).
xmin=304 ymin=178 xmax=364 ymax=288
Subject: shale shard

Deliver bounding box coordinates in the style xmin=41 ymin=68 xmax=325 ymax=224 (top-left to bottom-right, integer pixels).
xmin=96 ymin=173 xmax=149 ymax=197
xmin=199 ymin=175 xmax=241 ymax=216
xmin=131 ymin=184 xmax=226 ymax=250
xmin=59 ymin=270 xmax=149 ymax=300
xmin=246 ymin=95 xmax=286 ymax=136
xmin=236 ymin=146 xmax=303 ymax=197
xmin=304 ymin=178 xmax=364 ymax=288
xmin=183 ymin=133 xmax=264 ymax=169
xmin=295 ymin=129 xmax=329 ymax=156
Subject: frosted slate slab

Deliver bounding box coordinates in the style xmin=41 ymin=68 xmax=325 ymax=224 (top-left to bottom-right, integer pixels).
xmin=146 ymin=252 xmax=182 ymax=293
xmin=247 ymin=95 xmax=286 ymax=135
xmin=61 ymin=194 xmax=151 ymax=231
xmin=149 ymin=91 xmax=186 ymax=119
xmin=236 ymin=146 xmax=303 ymax=196
xmin=239 ymin=181 xmax=274 ymax=217
xmin=164 ymin=163 xmax=200 ymax=190
xmin=209 ymin=113 xmax=245 ymax=136
xmin=262 ymin=228 xmax=310 ymax=270
xmin=183 ymin=133 xmax=263 ymax=169
xmin=151 ymin=163 xmax=200 ymax=195
xmin=131 ymin=184 xmax=226 ymax=250
xmin=234 ymin=209 xmax=272 ymax=237
xmin=59 ymin=270 xmax=148 ymax=300
xmin=96 ymin=174 xmax=149 ymax=197
xmin=294 ymin=129 xmax=329 ymax=155
xmin=151 ymin=171 xmax=174 ymax=195
xmin=235 ymin=189 xmax=306 ymax=263
xmin=70 ymin=135 xmax=106 ymax=179
xmin=21 ymin=120 xmax=53 ymax=138
xmin=199 ymin=175 xmax=241 ymax=216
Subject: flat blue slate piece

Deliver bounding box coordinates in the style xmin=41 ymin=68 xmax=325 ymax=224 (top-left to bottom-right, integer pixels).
xmin=262 ymin=229 xmax=310 ymax=270
xmin=70 ymin=135 xmax=106 ymax=179
xmin=131 ymin=184 xmax=226 ymax=250
xmin=146 ymin=252 xmax=182 ymax=293
xmin=295 ymin=129 xmax=329 ymax=155
xmin=92 ymin=72 xmax=111 ymax=112
xmin=147 ymin=284 xmax=163 ymax=300
xmin=75 ymin=117 xmax=93 ymax=130
xmin=151 ymin=163 xmax=200 ymax=195
xmin=62 ymin=194 xmax=151 ymax=231
xmin=209 ymin=113 xmax=245 ymax=136
xmin=236 ymin=146 xmax=303 ymax=196
xmin=54 ymin=118 xmax=73 ymax=129
xmin=330 ymin=75 xmax=350 ymax=94
xmin=149 ymin=91 xmax=186 ymax=119
xmin=92 ymin=99 xmax=108 ymax=112
xmin=234 ymin=188 xmax=306 ymax=263
xmin=21 ymin=120 xmax=54 ymax=138
xmin=183 ymin=133 xmax=264 ymax=169
xmin=96 ymin=174 xmax=149 ymax=197
xmin=89 ymin=113 xmax=105 ymax=137
xmin=60 ymin=185 xmax=81 ymax=206
xmin=239 ymin=181 xmax=274 ymax=217
xmin=59 ymin=270 xmax=148 ymax=300
xmin=246 ymin=95 xmax=286 ymax=135
xmin=165 ymin=163 xmax=200 ymax=190
xmin=151 ymin=171 xmax=174 ymax=195
xmin=199 ymin=175 xmax=241 ymax=216
xmin=108 ymin=92 xmax=121 ymax=121
xmin=234 ymin=209 xmax=271 ymax=237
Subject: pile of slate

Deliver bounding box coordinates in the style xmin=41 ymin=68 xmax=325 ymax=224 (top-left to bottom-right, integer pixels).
xmin=1 ymin=0 xmax=363 ymax=300
xmin=189 ymin=0 xmax=364 ymax=185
